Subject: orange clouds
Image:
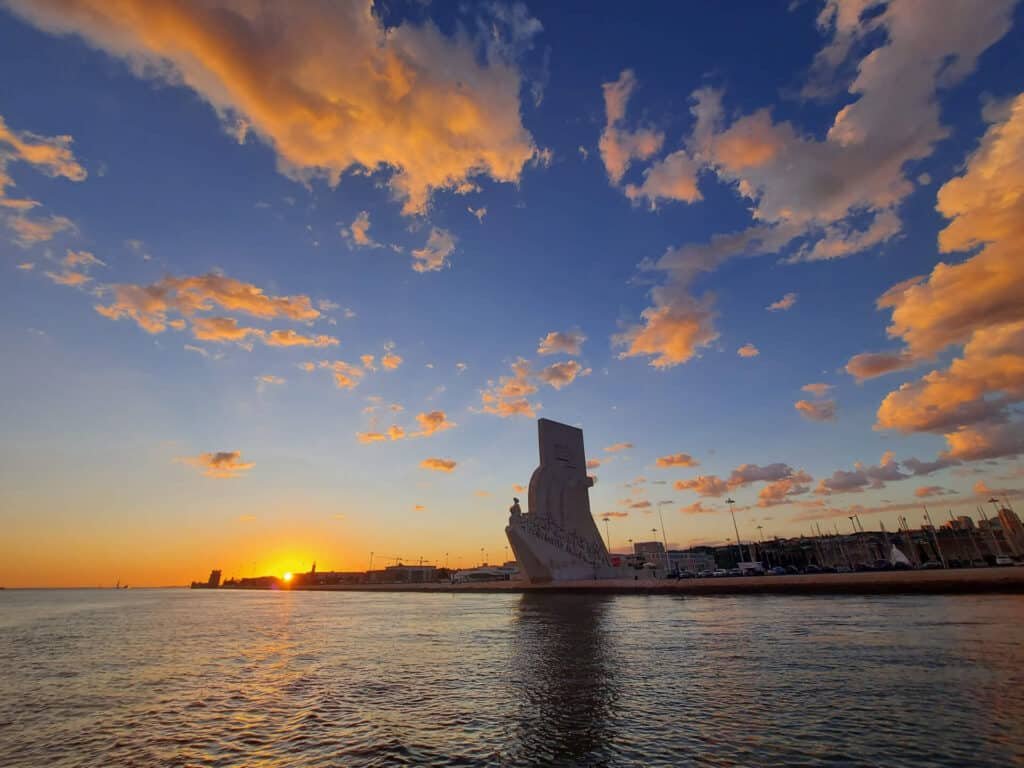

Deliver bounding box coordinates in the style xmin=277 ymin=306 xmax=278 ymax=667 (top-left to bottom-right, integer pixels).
xmin=616 ymin=3 xmax=1015 ymax=369
xmin=625 ymin=150 xmax=702 ymax=208
xmin=344 ymin=211 xmax=377 ymax=248
xmin=604 ymin=442 xmax=633 ymax=453
xmin=63 ymin=250 xmax=103 ymax=268
xmin=675 ymin=463 xmax=812 ymax=504
xmin=303 ymin=360 xmax=365 ymax=390
xmin=845 ymin=350 xmax=916 ymax=380
xmin=709 ymin=108 xmax=787 ymax=171
xmin=0 ymin=114 xmax=86 ymax=183
xmin=537 ymin=329 xmax=586 ymax=356
xmin=420 ymin=457 xmax=456 ymax=473
xmin=43 ymin=250 xmax=102 ymax=289
xmin=915 ymin=485 xmax=954 ymax=498
xmin=263 ymin=330 xmax=339 ymax=348
xmin=188 ymin=317 xmax=339 ymax=349
xmin=411 ymin=228 xmax=456 ymax=272
xmin=8 ymin=1 xmax=538 ymax=216
xmin=480 ymin=352 xmax=589 ymax=419
xmin=1 ymin=113 xmax=87 ymax=244
xmin=177 ymin=450 xmax=254 ymax=478
xmin=599 ymin=70 xmax=664 ymax=185
xmin=44 ymin=269 xmax=90 ymax=287
xmin=380 ymin=347 xmax=403 ymax=370
xmin=191 ymin=316 xmax=260 ymax=344
xmin=480 ymin=359 xmax=537 ymax=418
xmin=414 ymin=410 xmax=455 ymax=437
xmin=613 ymin=291 xmax=719 ymax=369
xmin=7 ymin=214 xmax=74 ymax=246
xmin=675 ymin=476 xmax=729 ymax=497
xmin=600 ymin=70 xmax=701 ymax=209
xmin=801 ymin=383 xmax=832 ymax=398
xmin=795 ymin=399 xmax=836 ymax=422
xmin=358 ymin=410 xmax=455 ymax=444
xmin=96 ymin=272 xmax=320 ymax=334
xmin=815 ymin=452 xmax=906 ymax=496
xmin=767 ymin=292 xmax=797 ymax=312
xmin=679 ymin=501 xmax=719 ymax=515
xmin=535 ymin=360 xmax=591 ymax=390
xmin=655 ymin=453 xmax=698 ymax=468
xmin=757 ymin=472 xmax=812 ymax=507
xmin=858 ymin=93 xmax=1024 ymax=462
xmin=797 ymin=365 xmax=837 ymax=428
xmin=737 ymin=343 xmax=759 ymax=358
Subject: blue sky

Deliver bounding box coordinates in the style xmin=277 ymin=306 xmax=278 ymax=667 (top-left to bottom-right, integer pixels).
xmin=1 ymin=0 xmax=1022 ymax=585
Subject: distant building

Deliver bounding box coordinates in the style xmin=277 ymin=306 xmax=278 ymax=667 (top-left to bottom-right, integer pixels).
xmin=190 ymin=569 xmax=222 ymax=589
xmin=667 ymin=549 xmax=716 ymax=574
xmin=633 ymin=541 xmax=666 ymax=559
xmin=379 ymin=564 xmax=438 ymax=583
xmin=452 ymin=565 xmax=515 ymax=583
xmin=998 ymin=507 xmax=1024 ymax=556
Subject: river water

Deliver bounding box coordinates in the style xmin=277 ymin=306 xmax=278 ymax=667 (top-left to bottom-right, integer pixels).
xmin=1 ymin=589 xmax=1022 ymax=767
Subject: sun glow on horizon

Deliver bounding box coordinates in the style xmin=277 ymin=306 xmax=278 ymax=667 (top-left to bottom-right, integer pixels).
xmin=283 ymin=572 xmax=293 ymax=582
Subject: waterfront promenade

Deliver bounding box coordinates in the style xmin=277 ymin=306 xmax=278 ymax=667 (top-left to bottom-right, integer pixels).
xmin=267 ymin=567 xmax=1024 ymax=596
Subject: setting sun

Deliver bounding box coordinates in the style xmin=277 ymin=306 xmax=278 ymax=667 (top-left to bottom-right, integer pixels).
xmin=282 ymin=572 xmax=293 ymax=583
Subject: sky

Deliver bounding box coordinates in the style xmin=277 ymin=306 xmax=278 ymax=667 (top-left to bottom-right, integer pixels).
xmin=1 ymin=0 xmax=1023 ymax=587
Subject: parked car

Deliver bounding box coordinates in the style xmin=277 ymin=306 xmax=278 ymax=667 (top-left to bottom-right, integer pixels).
xmin=769 ymin=566 xmax=788 ymax=576
xmin=919 ymin=561 xmax=943 ymax=569
xmin=995 ymin=556 xmax=1014 ymax=566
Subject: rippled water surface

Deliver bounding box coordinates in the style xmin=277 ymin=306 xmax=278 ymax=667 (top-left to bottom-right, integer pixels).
xmin=1 ymin=590 xmax=1023 ymax=767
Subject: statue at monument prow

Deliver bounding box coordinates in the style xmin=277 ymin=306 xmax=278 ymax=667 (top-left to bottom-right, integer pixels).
xmin=505 ymin=418 xmax=616 ymax=582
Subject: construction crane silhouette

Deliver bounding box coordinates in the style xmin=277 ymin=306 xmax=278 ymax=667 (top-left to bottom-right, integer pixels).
xmin=367 ymin=552 xmax=406 ymax=570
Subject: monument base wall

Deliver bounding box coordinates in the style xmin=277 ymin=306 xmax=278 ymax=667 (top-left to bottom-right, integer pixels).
xmin=507 ymin=516 xmax=616 ymax=583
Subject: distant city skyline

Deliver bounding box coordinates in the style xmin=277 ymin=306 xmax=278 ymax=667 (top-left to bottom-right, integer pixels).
xmin=1 ymin=0 xmax=1023 ymax=586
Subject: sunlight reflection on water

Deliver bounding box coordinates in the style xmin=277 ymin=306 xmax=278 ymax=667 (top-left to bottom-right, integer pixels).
xmin=1 ymin=590 xmax=1022 ymax=766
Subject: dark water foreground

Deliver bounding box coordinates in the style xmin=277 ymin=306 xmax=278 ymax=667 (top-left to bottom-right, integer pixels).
xmin=1 ymin=590 xmax=1022 ymax=767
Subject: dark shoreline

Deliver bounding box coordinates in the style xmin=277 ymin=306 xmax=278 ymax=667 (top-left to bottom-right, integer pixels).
xmin=215 ymin=567 xmax=1024 ymax=596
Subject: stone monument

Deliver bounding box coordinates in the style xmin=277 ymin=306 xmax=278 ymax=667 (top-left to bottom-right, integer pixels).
xmin=506 ymin=418 xmax=616 ymax=582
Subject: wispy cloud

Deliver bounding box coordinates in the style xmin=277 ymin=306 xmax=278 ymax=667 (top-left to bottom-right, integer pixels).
xmin=420 ymin=457 xmax=457 ymax=473
xmin=177 ymin=450 xmax=255 ymax=479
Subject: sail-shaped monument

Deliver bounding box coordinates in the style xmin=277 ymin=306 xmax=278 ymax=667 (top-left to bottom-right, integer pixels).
xmin=506 ymin=418 xmax=616 ymax=582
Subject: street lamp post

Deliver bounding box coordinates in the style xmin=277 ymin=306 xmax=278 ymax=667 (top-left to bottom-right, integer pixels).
xmin=658 ymin=500 xmax=672 ymax=574
xmin=727 ymin=498 xmax=743 ymax=564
